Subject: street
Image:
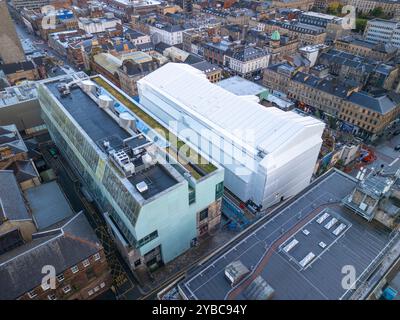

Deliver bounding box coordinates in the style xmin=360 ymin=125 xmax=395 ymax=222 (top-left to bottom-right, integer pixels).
xmin=14 ymin=21 xmax=76 ymax=75
xmin=362 ymin=132 xmax=400 ymax=176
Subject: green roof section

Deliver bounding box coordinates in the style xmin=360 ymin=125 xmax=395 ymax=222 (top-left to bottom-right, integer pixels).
xmin=92 ymin=76 xmax=218 ymax=180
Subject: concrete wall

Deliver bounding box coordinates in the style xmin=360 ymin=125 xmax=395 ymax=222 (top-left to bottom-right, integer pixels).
xmin=0 ymin=99 xmax=43 ymax=131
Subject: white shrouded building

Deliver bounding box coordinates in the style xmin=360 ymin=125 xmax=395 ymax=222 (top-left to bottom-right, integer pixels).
xmin=78 ymin=17 xmax=121 ymax=34
xmin=137 ymin=63 xmax=325 ymax=208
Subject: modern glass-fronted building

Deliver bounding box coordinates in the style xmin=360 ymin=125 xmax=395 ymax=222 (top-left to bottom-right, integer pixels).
xmin=37 ymin=72 xmax=224 ymax=271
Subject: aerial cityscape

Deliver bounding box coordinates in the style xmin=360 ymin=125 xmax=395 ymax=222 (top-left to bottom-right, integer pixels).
xmin=1 ymin=0 xmax=400 ymax=304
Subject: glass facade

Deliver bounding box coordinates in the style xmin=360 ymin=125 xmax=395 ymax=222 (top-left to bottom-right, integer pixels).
xmin=39 ymin=85 xmax=140 ymax=247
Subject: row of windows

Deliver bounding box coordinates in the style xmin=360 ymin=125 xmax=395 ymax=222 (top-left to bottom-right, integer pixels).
xmin=341 ymin=116 xmax=375 ymax=130
xmin=137 ymin=230 xmax=159 ymax=248
xmin=27 ymin=253 xmax=101 ymax=299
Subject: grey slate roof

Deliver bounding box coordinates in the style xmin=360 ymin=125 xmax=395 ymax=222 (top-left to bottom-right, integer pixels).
xmin=191 ymin=60 xmax=221 ymax=73
xmin=0 ymin=125 xmax=28 ymax=156
xmin=0 ymin=170 xmax=30 ymax=222
xmin=136 ymin=42 xmax=154 ymax=52
xmin=121 ymin=59 xmax=159 ymax=77
xmin=8 ymin=160 xmax=38 ymax=183
xmin=348 ymin=91 xmax=398 ymax=114
xmin=0 ymin=212 xmax=102 ymax=299
xmin=125 ymin=28 xmax=146 ymax=39
xmin=0 ymin=61 xmax=35 ymax=75
xmin=227 ymin=46 xmax=267 ymax=62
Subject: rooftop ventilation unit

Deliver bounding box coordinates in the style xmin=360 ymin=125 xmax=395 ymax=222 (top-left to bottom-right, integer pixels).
xmin=136 ymin=181 xmax=148 ymax=193
xmin=244 ymin=276 xmax=274 ymax=300
xmin=98 ymin=94 xmax=113 ymax=109
xmin=113 ymin=150 xmax=130 ymax=167
xmin=103 ymin=140 xmax=112 ymax=151
xmin=142 ymin=152 xmax=155 ymax=168
xmin=123 ymin=162 xmax=135 ymax=176
xmin=119 ymin=112 xmax=136 ymax=131
xmin=81 ymin=80 xmax=96 ymax=94
xmin=225 ymin=261 xmax=250 ymax=287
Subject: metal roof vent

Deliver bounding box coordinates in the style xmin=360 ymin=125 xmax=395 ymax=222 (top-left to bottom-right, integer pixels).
xmin=136 ymin=181 xmax=148 ymax=193
xmin=225 ymin=261 xmax=250 ymax=287
xmin=98 ymin=94 xmax=113 ymax=109
xmin=119 ymin=112 xmax=136 ymax=130
xmin=81 ymin=80 xmax=96 ymax=94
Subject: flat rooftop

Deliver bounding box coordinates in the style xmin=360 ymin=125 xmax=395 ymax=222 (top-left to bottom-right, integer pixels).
xmin=128 ymin=164 xmax=178 ymax=200
xmin=44 ymin=77 xmax=179 ymax=200
xmin=178 ymin=170 xmax=396 ymax=300
xmin=46 ymin=81 xmax=130 ymax=143
xmin=217 ymin=76 xmax=267 ymax=97
xmin=24 ymin=180 xmax=74 ymax=230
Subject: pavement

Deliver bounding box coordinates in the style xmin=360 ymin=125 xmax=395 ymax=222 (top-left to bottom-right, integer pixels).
xmin=359 ymin=132 xmax=400 ymax=176
xmin=138 ymin=227 xmax=237 ymax=299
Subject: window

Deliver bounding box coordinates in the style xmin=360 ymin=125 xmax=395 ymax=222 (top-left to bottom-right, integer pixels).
xmin=137 ymin=230 xmax=158 ymax=248
xmin=94 ymin=253 xmax=101 ymax=261
xmin=82 ymin=259 xmax=90 ymax=268
xmin=189 ymin=187 xmax=196 ymax=205
xmin=70 ymin=265 xmax=79 ymax=274
xmin=215 ymin=182 xmax=223 ymax=199
xmin=199 ymin=208 xmax=209 ymax=221
xmin=57 ymin=274 xmax=64 ymax=282
xmin=41 ymin=282 xmax=51 ymax=291
xmin=62 ymin=285 xmax=71 ymax=294
xmin=28 ymin=290 xmax=37 ymax=299
xmin=47 ymin=294 xmax=57 ymax=300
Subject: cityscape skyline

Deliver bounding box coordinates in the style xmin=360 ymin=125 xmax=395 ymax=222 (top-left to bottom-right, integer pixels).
xmin=0 ymin=0 xmax=400 ymax=305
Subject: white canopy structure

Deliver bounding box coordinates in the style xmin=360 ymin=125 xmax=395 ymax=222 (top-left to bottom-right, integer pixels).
xmin=138 ymin=63 xmax=325 ymax=208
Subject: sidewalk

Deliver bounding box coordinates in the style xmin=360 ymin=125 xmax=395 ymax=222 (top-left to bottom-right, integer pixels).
xmin=135 ymin=226 xmax=237 ymax=295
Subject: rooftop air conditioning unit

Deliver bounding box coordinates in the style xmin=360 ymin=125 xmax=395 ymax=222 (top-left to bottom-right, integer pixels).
xmin=98 ymin=94 xmax=113 ymax=109
xmin=119 ymin=112 xmax=136 ymax=130
xmin=123 ymin=162 xmax=135 ymax=176
xmin=136 ymin=181 xmax=148 ymax=193
xmin=142 ymin=152 xmax=154 ymax=168
xmin=113 ymin=150 xmax=129 ymax=167
xmin=81 ymin=80 xmax=96 ymax=94
xmin=225 ymin=261 xmax=250 ymax=287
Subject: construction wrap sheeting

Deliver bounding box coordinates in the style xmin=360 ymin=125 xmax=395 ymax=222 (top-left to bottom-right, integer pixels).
xmin=137 ymin=63 xmax=325 ymax=208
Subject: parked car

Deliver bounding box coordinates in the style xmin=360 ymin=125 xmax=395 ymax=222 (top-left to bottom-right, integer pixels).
xmin=394 ymin=145 xmax=400 ymax=151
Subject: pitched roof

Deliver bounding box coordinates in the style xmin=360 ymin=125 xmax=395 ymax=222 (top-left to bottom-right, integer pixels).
xmin=348 ymin=91 xmax=399 ymax=114
xmin=0 ymin=61 xmax=35 ymax=75
xmin=8 ymin=160 xmax=38 ymax=183
xmin=0 ymin=212 xmax=102 ymax=299
xmin=0 ymin=170 xmax=30 ymax=222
